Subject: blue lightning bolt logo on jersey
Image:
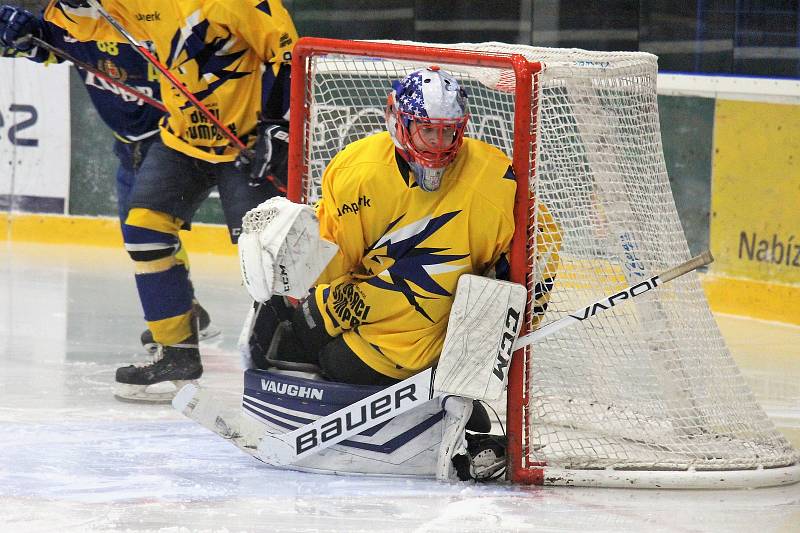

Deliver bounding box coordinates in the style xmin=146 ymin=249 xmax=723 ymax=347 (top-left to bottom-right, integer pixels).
xmin=166 ymin=16 xmax=248 ymax=107
xmin=365 ymin=212 xmax=468 ymax=322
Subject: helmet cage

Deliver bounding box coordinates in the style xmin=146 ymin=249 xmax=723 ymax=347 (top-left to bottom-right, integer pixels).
xmin=394 ymin=110 xmax=469 ymax=171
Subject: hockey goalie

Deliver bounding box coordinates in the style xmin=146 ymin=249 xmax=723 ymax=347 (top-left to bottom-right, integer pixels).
xmin=175 ymin=66 xmax=560 ymax=481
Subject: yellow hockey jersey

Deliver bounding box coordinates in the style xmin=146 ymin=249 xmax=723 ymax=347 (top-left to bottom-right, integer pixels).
xmin=44 ymin=0 xmax=297 ymax=162
xmin=313 ymin=132 xmax=518 ymax=379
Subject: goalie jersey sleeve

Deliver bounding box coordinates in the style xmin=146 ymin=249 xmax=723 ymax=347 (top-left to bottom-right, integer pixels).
xmin=44 ymin=0 xmax=297 ymax=162
xmin=313 ymin=133 xmax=518 ymax=380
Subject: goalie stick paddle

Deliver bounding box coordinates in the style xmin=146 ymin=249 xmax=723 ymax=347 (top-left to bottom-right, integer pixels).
xmin=85 ymin=0 xmax=252 ymax=157
xmin=173 ymin=384 xmax=263 ymax=457
xmin=176 ymin=250 xmax=713 ymax=466
xmin=14 ymin=36 xmax=167 ymax=112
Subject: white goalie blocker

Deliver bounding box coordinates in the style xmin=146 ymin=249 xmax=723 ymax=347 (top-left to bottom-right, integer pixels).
xmin=238 ymin=197 xmax=339 ymax=301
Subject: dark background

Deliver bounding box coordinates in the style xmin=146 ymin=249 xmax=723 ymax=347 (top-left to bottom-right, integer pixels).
xmin=16 ymin=0 xmax=800 ymax=79
xmin=283 ymin=0 xmax=799 ymax=79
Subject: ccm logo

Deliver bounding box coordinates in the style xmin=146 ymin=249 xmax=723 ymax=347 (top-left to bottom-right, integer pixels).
xmin=295 ymin=384 xmax=418 ymax=454
xmin=279 ymin=264 xmax=290 ymax=292
xmin=570 ymin=276 xmax=660 ymax=320
xmin=492 ymin=307 xmax=521 ymax=381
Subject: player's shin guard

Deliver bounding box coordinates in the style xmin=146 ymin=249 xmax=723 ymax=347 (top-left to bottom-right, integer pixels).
xmin=141 ymin=300 xmax=220 ymax=354
xmin=123 ymin=211 xmax=194 ymax=345
xmin=116 ymin=211 xmax=201 ymax=402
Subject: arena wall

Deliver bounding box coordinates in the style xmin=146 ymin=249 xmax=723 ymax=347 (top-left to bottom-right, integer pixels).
xmin=1 ymin=59 xmax=797 ymax=324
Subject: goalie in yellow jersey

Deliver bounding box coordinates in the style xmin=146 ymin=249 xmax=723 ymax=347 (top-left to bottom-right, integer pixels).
xmin=232 ymin=66 xmax=561 ymax=480
xmin=240 ymin=66 xmax=560 ymax=390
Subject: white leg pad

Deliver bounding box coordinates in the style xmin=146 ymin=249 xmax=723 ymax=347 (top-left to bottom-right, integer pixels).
xmin=436 ymin=395 xmax=473 ymax=481
xmin=237 ymin=302 xmax=258 ymax=370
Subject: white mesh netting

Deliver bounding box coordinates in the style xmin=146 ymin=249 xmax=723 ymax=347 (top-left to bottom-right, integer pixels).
xmin=293 ymin=39 xmax=799 ymax=486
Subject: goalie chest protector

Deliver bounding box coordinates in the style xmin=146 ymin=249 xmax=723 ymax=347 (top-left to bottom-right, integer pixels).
xmin=242 ymin=369 xmax=447 ymax=476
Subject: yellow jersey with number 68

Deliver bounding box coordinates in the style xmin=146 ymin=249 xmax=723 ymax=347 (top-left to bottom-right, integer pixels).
xmin=313 ymin=132 xmax=518 ymax=379
xmin=44 ymin=0 xmax=297 ymax=162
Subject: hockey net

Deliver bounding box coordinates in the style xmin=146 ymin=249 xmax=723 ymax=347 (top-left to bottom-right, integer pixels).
xmin=287 ymin=37 xmax=800 ymax=488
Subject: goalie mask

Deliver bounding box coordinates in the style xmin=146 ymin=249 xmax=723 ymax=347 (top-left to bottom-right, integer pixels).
xmin=386 ymin=66 xmax=469 ymax=192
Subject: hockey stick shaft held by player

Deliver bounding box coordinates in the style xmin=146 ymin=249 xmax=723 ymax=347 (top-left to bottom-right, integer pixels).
xmin=85 ymin=0 xmax=254 ymax=158
xmin=14 ymin=35 xmax=167 ymax=112
xmin=512 ymin=250 xmax=714 ymax=350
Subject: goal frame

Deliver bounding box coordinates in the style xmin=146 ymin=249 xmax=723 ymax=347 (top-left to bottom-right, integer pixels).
xmin=286 ymin=37 xmax=800 ymax=488
xmin=288 ymin=37 xmax=540 ymax=484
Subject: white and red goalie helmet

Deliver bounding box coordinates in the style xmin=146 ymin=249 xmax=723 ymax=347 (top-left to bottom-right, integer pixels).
xmin=386 ymin=66 xmax=469 ymax=191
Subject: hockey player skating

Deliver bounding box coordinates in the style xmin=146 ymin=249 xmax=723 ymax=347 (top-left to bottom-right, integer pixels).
xmin=224 ymin=66 xmax=561 ymax=479
xmin=0 ymin=4 xmax=220 ymax=357
xmin=42 ymin=0 xmax=299 ymax=402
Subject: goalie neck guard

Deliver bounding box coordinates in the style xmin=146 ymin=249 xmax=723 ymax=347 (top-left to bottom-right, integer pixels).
xmin=386 ymin=66 xmax=469 ymax=192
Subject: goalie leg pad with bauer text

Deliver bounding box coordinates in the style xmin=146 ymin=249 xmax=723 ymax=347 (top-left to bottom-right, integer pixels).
xmin=239 ymin=197 xmax=339 ymax=301
xmin=241 ymin=369 xmax=449 ymax=477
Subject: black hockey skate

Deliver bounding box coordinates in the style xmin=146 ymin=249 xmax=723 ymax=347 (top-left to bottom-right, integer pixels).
xmin=140 ymin=302 xmax=220 ymax=354
xmin=467 ymin=433 xmax=507 ymax=481
xmin=115 ymin=335 xmax=203 ymax=404
xmin=453 ymin=433 xmax=508 ymax=481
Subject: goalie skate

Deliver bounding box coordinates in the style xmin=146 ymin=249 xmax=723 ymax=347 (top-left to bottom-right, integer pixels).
xmin=114 ymin=340 xmax=203 ymax=404
xmin=467 ymin=433 xmax=507 ymax=481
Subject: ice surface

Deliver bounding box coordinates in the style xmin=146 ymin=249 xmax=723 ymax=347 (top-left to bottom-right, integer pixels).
xmin=1 ymin=242 xmax=799 ymax=532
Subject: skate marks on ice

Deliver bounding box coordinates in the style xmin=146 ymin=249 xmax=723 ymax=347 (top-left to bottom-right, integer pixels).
xmin=0 ymin=416 xmax=530 ymax=532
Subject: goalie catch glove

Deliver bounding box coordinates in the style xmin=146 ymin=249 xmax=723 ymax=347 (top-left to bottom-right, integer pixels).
xmin=236 ymin=120 xmax=289 ymax=194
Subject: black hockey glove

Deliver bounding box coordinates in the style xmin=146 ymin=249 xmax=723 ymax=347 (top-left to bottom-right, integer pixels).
xmin=236 ymin=120 xmax=289 ymax=194
xmin=0 ymin=5 xmax=42 ymax=52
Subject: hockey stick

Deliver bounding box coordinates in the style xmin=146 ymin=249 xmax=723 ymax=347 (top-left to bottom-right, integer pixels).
xmin=176 ymin=250 xmax=713 ymax=466
xmin=13 ymin=35 xmax=166 ymax=112
xmin=511 ymin=250 xmax=713 ymax=350
xmin=84 ymin=0 xmax=252 ymax=157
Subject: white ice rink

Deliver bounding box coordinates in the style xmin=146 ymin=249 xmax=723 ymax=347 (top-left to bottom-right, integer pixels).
xmin=2 ymin=241 xmax=799 ymax=532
